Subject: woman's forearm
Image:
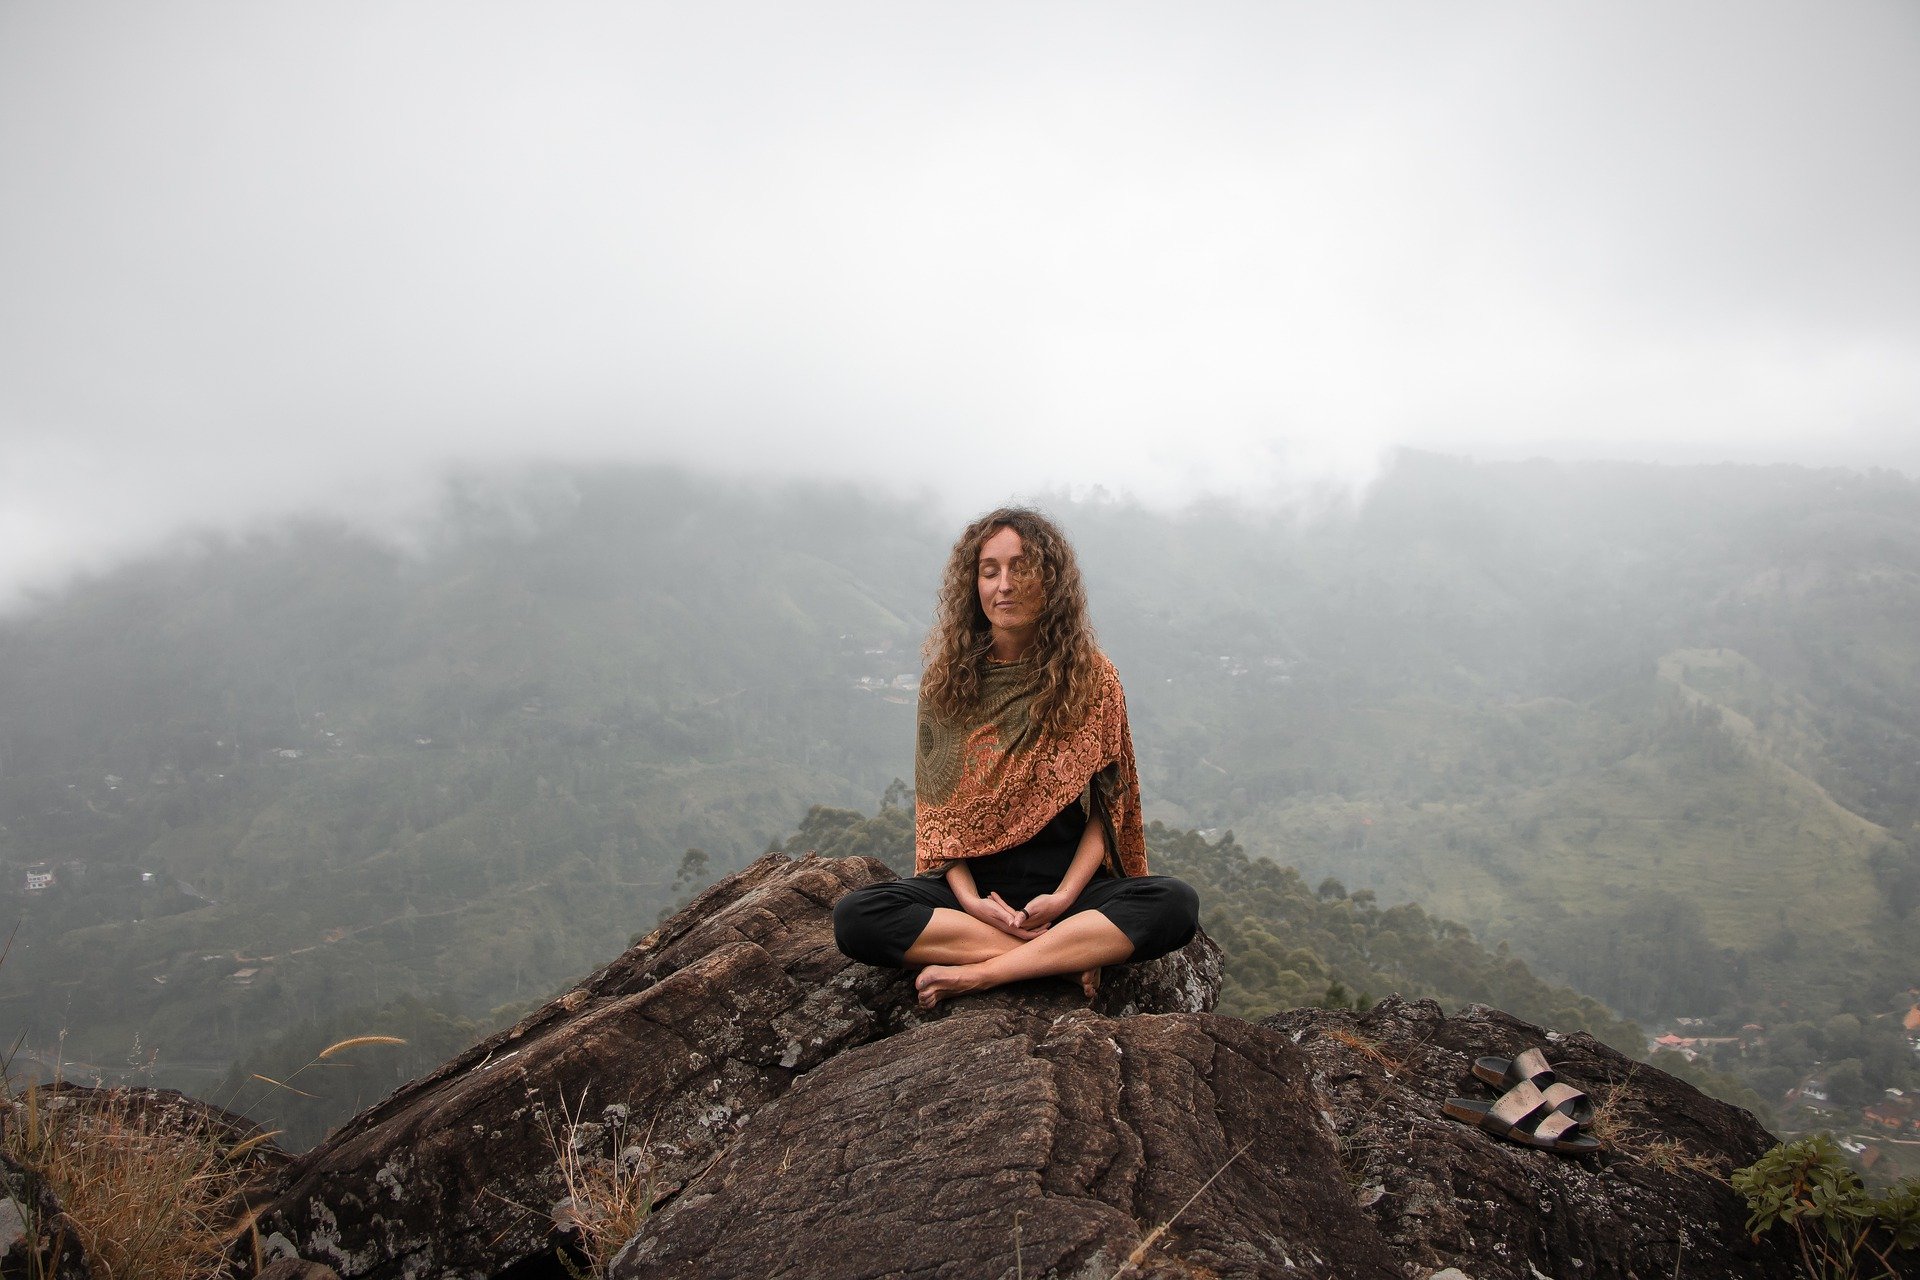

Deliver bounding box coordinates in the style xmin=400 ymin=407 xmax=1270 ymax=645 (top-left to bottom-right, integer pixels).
xmin=1055 ymin=816 xmax=1108 ymax=902
xmin=945 ymin=861 xmax=982 ymax=904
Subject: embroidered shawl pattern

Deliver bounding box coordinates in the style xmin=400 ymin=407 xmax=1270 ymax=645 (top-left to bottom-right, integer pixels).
xmin=914 ymin=652 xmax=1148 ymax=877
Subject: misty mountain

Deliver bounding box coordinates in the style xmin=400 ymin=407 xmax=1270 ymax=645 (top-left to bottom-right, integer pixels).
xmin=2 ymin=454 xmax=1916 ymax=1119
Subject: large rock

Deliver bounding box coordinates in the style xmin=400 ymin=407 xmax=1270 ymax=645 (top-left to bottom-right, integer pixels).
xmin=605 ymin=993 xmax=1813 ymax=1279
xmin=246 ymin=850 xmax=1809 ymax=1279
xmin=1263 ymin=996 xmax=1802 ymax=1280
xmin=610 ymin=1005 xmax=1403 ymax=1279
xmin=250 ymin=853 xmax=1222 ymax=1278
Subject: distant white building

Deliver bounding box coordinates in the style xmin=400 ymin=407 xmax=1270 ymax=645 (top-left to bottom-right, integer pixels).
xmin=23 ymin=865 xmax=54 ymax=892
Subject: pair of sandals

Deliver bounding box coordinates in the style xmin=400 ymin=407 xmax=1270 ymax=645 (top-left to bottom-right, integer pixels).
xmin=1443 ymin=1047 xmax=1602 ymax=1155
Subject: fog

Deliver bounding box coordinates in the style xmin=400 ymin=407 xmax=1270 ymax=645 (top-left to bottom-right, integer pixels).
xmin=3 ymin=2 xmax=1917 ymax=604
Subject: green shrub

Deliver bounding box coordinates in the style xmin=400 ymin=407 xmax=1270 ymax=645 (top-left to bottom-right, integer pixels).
xmin=1731 ymin=1135 xmax=1920 ymax=1279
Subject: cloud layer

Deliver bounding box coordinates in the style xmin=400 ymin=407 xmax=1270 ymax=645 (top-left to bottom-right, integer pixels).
xmin=3 ymin=2 xmax=1917 ymax=601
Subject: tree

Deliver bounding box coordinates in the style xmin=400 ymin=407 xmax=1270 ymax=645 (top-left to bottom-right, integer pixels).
xmin=672 ymin=848 xmax=710 ymax=891
xmin=1826 ymin=1058 xmax=1869 ymax=1109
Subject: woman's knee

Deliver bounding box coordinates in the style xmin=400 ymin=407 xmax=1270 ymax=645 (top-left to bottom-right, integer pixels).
xmin=832 ymin=889 xmax=874 ymax=959
xmin=1151 ymin=877 xmax=1200 ymax=951
xmin=833 ymin=885 xmax=904 ymax=967
xmin=1168 ymin=877 xmax=1199 ymax=932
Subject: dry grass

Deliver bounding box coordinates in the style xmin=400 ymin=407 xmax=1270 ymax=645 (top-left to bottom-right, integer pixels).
xmin=1585 ymin=1079 xmax=1726 ymax=1178
xmin=1333 ymin=1110 xmax=1399 ymax=1194
xmin=3 ymin=1082 xmax=269 ymax=1280
xmin=1302 ymin=1025 xmax=1407 ymax=1192
xmin=249 ymin=1033 xmax=408 ymax=1100
xmin=544 ymin=1087 xmax=656 ymax=1275
xmin=1583 ymin=1079 xmax=1641 ymax=1150
xmin=1108 ymin=1141 xmax=1251 ymax=1280
xmin=1318 ymin=1025 xmax=1405 ymax=1074
xmin=1 ymin=1027 xmax=407 ymax=1280
xmin=1636 ymin=1134 xmax=1726 ymax=1179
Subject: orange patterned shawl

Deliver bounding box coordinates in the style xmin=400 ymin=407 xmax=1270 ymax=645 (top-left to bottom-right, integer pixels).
xmin=914 ymin=652 xmax=1147 ymax=877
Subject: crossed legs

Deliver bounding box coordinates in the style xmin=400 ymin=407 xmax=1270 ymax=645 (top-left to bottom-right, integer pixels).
xmin=905 ymin=907 xmax=1134 ymax=1009
xmin=833 ymin=876 xmax=1194 ymax=1010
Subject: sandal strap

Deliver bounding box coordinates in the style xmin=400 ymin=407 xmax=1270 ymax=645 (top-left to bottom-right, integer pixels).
xmin=1540 ymin=1081 xmax=1589 ymax=1118
xmin=1532 ymin=1110 xmax=1582 ymax=1144
xmin=1511 ymin=1046 xmax=1554 ymax=1084
xmin=1489 ymin=1080 xmax=1551 ymax=1132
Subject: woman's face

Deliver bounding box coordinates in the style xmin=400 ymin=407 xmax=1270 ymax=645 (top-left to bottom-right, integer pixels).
xmin=976 ymin=525 xmax=1044 ymax=644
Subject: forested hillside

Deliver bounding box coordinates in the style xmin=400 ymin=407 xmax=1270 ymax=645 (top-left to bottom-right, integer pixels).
xmin=0 ymin=471 xmax=938 ymax=1091
xmin=2 ymin=456 xmax=1915 ymax=1140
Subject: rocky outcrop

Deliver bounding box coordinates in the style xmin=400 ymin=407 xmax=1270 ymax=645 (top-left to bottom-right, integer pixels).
xmin=249 ymin=852 xmax=1221 ymax=1278
xmin=1266 ymin=997 xmax=1799 ymax=1280
xmin=237 ymin=851 xmax=1806 ymax=1279
xmin=603 ymin=996 xmax=1807 ymax=1279
xmin=2 ymin=1148 xmax=90 ymax=1280
xmin=610 ymin=1005 xmax=1404 ymax=1279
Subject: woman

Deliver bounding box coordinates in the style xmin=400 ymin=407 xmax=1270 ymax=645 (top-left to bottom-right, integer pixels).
xmin=833 ymin=507 xmax=1200 ymax=1009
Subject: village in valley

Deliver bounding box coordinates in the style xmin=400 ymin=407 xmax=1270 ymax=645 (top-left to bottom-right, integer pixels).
xmin=1649 ymin=989 xmax=1920 ymax=1182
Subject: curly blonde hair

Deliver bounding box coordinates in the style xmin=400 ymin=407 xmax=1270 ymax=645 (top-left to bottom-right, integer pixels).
xmin=919 ymin=507 xmax=1102 ymax=740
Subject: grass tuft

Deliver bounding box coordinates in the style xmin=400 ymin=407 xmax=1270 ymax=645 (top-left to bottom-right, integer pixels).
xmin=544 ymin=1087 xmax=656 ymax=1275
xmin=1585 ymin=1078 xmax=1726 ymax=1178
xmin=249 ymin=1034 xmax=410 ymax=1105
xmin=1320 ymin=1025 xmax=1405 ymax=1074
xmin=2 ymin=1082 xmax=271 ymax=1280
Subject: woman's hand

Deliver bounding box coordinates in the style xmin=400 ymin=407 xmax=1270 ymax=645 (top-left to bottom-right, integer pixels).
xmin=1016 ymin=890 xmax=1075 ymax=931
xmin=961 ymin=890 xmax=1048 ymax=940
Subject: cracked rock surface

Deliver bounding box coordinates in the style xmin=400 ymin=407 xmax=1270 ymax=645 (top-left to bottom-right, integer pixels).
xmin=610 ymin=1007 xmax=1403 ymax=1279
xmin=1264 ymin=996 xmax=1803 ymax=1280
xmin=249 ymin=852 xmax=1222 ymax=1278
xmin=243 ymin=852 xmax=1805 ymax=1280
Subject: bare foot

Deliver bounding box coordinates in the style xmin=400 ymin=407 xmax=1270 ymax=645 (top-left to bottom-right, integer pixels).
xmin=1079 ymin=967 xmax=1101 ymax=1001
xmin=916 ymin=964 xmax=986 ymax=1009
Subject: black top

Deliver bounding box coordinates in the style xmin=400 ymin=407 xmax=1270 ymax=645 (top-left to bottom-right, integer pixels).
xmin=994 ymin=799 xmax=1088 ymax=859
xmin=958 ymin=800 xmax=1100 ymax=900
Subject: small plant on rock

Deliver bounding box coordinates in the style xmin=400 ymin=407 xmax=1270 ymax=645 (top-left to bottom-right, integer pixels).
xmin=1582 ymin=1078 xmax=1721 ymax=1177
xmin=2 ymin=1080 xmax=275 ymax=1280
xmin=1731 ymin=1134 xmax=1920 ymax=1280
xmin=544 ymin=1087 xmax=656 ymax=1276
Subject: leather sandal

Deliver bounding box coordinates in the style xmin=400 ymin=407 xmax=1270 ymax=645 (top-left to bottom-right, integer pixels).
xmin=1472 ymin=1046 xmax=1593 ymax=1125
xmin=1443 ymin=1079 xmax=1602 ymax=1154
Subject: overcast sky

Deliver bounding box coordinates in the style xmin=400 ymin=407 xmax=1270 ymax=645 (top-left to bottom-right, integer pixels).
xmin=3 ymin=2 xmax=1918 ymax=604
